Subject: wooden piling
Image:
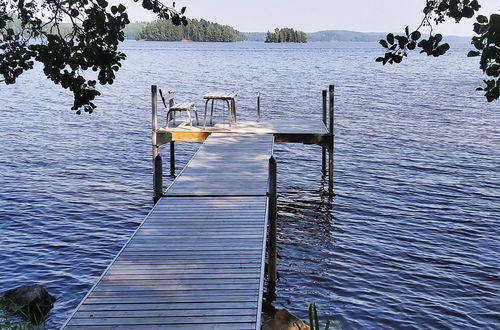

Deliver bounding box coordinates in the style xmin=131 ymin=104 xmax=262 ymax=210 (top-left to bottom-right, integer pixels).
xmin=153 ymin=154 xmax=163 ymax=203
xmin=152 ymin=85 xmax=162 ymax=203
xmin=152 ymin=85 xmax=158 ymax=158
xmin=322 ymin=90 xmax=327 ymax=175
xmin=257 ymin=92 xmax=261 ymax=122
xmin=328 ymin=85 xmax=334 ymax=194
xmin=170 ymin=141 xmax=175 ymax=176
xmin=268 ymin=155 xmax=277 ymax=283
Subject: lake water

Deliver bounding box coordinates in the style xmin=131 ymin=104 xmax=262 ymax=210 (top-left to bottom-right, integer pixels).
xmin=0 ymin=41 xmax=499 ymax=329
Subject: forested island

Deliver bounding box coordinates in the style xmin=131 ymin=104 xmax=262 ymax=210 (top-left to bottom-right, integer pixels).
xmin=265 ymin=28 xmax=307 ymax=43
xmin=136 ymin=18 xmax=245 ymax=42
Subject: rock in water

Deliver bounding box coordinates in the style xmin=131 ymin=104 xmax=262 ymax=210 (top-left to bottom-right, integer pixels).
xmin=262 ymin=309 xmax=310 ymax=330
xmin=1 ymin=285 xmax=55 ymax=324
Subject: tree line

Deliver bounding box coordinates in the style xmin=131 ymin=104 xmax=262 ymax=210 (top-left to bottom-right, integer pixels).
xmin=265 ymin=28 xmax=307 ymax=43
xmin=136 ymin=18 xmax=246 ymax=42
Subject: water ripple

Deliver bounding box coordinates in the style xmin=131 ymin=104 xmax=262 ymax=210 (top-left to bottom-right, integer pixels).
xmin=0 ymin=41 xmax=499 ymax=329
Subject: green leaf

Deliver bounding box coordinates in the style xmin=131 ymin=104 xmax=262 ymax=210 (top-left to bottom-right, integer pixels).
xmin=462 ymin=7 xmax=475 ymax=18
xmin=379 ymin=40 xmax=388 ymax=48
xmin=309 ymin=304 xmax=314 ymax=330
xmin=396 ymin=36 xmax=408 ymax=48
xmin=97 ymin=0 xmax=108 ymax=8
xmin=486 ymin=64 xmax=500 ymax=77
xmin=405 ymin=26 xmax=409 ymax=36
xmin=313 ymin=304 xmax=319 ymax=330
xmin=477 ymin=15 xmax=488 ymax=23
xmin=411 ymin=31 xmax=421 ymax=40
xmin=387 ymin=33 xmax=394 ymax=45
xmin=472 ymin=37 xmax=484 ymax=50
xmin=393 ymin=55 xmax=403 ymax=63
xmin=467 ymin=50 xmax=480 ymax=57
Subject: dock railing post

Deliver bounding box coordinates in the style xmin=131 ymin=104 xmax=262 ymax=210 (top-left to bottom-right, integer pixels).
xmin=322 ymin=90 xmax=327 ymax=175
xmin=152 ymin=85 xmax=163 ymax=203
xmin=257 ymin=92 xmax=261 ymax=122
xmin=170 ymin=141 xmax=175 ymax=176
xmin=328 ymin=85 xmax=334 ymax=195
xmin=268 ymin=155 xmax=277 ymax=283
xmin=154 ymin=154 xmax=163 ymax=203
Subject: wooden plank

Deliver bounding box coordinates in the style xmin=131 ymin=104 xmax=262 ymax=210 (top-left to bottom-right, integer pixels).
xmin=108 ymin=262 xmax=260 ymax=269
xmin=98 ymin=278 xmax=259 ymax=286
xmin=67 ymin=315 xmax=256 ymax=326
xmin=160 ymin=119 xmax=328 ymax=135
xmin=115 ymin=255 xmax=261 ymax=262
xmin=85 ymin=289 xmax=257 ymax=302
xmin=79 ymin=301 xmax=257 ymax=311
xmin=74 ymin=308 xmax=256 ymax=318
xmin=105 ymin=268 xmax=260 ymax=276
xmin=123 ymin=246 xmax=259 ymax=253
xmin=86 ymin=293 xmax=258 ymax=302
xmin=66 ymin=323 xmax=256 ymax=330
xmin=103 ymin=273 xmax=258 ymax=280
xmin=120 ymin=251 xmax=261 ymax=257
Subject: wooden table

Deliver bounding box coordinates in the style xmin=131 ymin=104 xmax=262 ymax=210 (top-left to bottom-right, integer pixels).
xmin=203 ymin=92 xmax=237 ymax=128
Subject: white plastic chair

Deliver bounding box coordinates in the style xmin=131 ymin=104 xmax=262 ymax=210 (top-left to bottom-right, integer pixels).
xmin=159 ymin=88 xmax=199 ymax=127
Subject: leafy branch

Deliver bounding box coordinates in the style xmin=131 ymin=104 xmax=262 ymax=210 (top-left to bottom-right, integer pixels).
xmin=376 ymin=0 xmax=500 ymax=102
xmin=0 ymin=0 xmax=187 ymax=114
xmin=468 ymin=14 xmax=500 ymax=101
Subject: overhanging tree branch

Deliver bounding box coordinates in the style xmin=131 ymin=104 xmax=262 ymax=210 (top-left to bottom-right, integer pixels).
xmin=376 ymin=0 xmax=499 ymax=102
xmin=0 ymin=0 xmax=187 ymax=114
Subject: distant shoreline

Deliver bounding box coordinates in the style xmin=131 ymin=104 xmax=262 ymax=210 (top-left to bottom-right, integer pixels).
xmin=127 ymin=27 xmax=473 ymax=43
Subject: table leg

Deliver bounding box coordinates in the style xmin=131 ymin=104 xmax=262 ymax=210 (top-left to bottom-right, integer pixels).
xmin=210 ymin=100 xmax=215 ymax=125
xmin=204 ymin=99 xmax=209 ymax=127
xmin=225 ymin=100 xmax=231 ymax=128
xmin=232 ymin=98 xmax=237 ymax=123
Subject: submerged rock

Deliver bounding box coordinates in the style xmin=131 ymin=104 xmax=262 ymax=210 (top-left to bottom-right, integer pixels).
xmin=1 ymin=285 xmax=55 ymax=324
xmin=262 ymin=309 xmax=310 ymax=330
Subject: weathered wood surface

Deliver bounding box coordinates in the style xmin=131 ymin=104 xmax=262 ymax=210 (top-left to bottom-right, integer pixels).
xmin=203 ymin=92 xmax=237 ymax=100
xmin=156 ymin=119 xmax=329 ymax=145
xmin=165 ymin=134 xmax=273 ymax=197
xmin=159 ymin=119 xmax=327 ymax=134
xmin=63 ymin=197 xmax=268 ymax=329
xmin=63 ymin=133 xmax=273 ymax=329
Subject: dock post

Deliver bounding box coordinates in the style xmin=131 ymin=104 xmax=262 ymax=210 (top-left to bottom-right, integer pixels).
xmin=170 ymin=141 xmax=175 ymax=176
xmin=154 ymin=154 xmax=163 ymax=203
xmin=152 ymin=85 xmax=162 ymax=203
xmin=322 ymin=90 xmax=327 ymax=175
xmin=328 ymin=85 xmax=334 ymax=194
xmin=268 ymin=155 xmax=277 ymax=283
xmin=257 ymin=92 xmax=261 ymax=122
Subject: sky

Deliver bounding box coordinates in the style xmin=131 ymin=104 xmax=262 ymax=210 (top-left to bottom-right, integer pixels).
xmin=116 ymin=0 xmax=500 ymax=36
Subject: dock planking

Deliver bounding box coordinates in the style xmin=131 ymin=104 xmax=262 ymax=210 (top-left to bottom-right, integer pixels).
xmin=157 ymin=119 xmax=329 ymax=145
xmin=166 ymin=134 xmax=273 ymax=197
xmin=63 ymin=134 xmax=273 ymax=329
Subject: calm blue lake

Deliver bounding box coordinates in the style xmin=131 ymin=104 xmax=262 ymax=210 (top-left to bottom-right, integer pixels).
xmin=0 ymin=41 xmax=499 ymax=329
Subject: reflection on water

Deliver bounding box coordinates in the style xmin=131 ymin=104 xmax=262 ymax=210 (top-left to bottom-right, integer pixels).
xmin=0 ymin=41 xmax=499 ymax=329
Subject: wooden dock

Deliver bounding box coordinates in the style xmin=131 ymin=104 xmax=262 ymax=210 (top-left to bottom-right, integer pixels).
xmin=63 ymin=134 xmax=273 ymax=329
xmin=62 ymin=85 xmax=335 ymax=329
